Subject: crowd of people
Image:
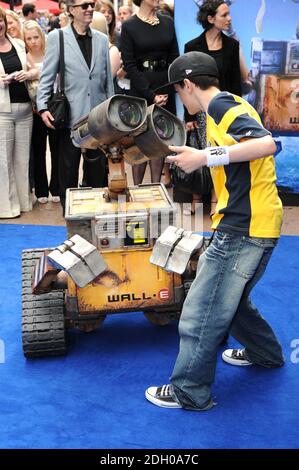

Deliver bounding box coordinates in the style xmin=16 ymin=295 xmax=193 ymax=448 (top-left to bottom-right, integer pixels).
xmin=0 ymin=0 xmax=182 ymax=218
xmin=0 ymin=0 xmax=250 ymax=219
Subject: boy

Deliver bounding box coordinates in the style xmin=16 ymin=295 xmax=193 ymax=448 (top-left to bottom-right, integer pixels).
xmin=145 ymin=51 xmax=284 ymax=411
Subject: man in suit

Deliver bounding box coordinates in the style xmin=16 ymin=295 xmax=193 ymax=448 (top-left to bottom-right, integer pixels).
xmin=37 ymin=0 xmax=114 ymax=211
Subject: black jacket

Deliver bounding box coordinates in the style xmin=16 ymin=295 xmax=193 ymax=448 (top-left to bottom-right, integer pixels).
xmin=184 ymin=31 xmax=241 ymax=122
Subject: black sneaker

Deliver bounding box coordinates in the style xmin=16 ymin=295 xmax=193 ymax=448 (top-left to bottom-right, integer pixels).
xmin=145 ymin=384 xmax=182 ymax=408
xmin=222 ymin=348 xmax=252 ymax=366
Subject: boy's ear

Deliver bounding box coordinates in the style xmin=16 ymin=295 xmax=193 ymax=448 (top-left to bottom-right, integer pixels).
xmin=184 ymin=78 xmax=193 ymax=91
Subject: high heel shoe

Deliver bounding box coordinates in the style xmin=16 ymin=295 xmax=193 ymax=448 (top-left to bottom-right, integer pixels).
xmin=37 ymin=197 xmax=48 ymax=204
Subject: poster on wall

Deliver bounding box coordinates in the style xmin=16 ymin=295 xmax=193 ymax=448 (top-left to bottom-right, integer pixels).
xmin=174 ymin=0 xmax=299 ymax=203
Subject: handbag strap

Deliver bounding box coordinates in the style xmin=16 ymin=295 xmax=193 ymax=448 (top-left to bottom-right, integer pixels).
xmin=193 ymin=127 xmax=202 ymax=149
xmin=187 ymin=127 xmax=202 ymax=150
xmin=58 ymin=29 xmax=65 ymax=93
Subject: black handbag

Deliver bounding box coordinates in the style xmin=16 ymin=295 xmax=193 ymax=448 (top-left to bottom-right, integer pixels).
xmin=170 ymin=128 xmax=213 ymax=195
xmin=47 ymin=29 xmax=70 ymax=129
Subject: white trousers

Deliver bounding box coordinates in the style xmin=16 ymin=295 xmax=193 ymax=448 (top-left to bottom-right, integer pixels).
xmin=0 ymin=103 xmax=33 ymax=218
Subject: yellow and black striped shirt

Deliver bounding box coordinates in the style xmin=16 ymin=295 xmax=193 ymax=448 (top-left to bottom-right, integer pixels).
xmin=207 ymin=92 xmax=282 ymax=238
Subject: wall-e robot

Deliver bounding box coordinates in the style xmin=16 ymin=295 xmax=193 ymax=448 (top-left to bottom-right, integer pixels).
xmin=22 ymin=96 xmax=205 ymax=357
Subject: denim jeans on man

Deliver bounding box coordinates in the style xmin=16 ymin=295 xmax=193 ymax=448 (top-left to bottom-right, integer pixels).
xmin=170 ymin=230 xmax=284 ymax=410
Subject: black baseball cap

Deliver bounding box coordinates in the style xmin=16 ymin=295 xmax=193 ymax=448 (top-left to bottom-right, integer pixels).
xmin=156 ymin=51 xmax=219 ymax=93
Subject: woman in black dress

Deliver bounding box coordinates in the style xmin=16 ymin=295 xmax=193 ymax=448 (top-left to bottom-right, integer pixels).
xmin=184 ymin=0 xmax=243 ymax=215
xmin=120 ymin=0 xmax=179 ymax=184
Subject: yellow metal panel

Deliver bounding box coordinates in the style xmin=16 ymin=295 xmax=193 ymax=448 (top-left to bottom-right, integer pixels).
xmin=67 ymin=277 xmax=77 ymax=296
xmin=68 ymin=185 xmax=171 ymax=216
xmin=74 ymin=249 xmax=176 ymax=313
xmin=68 ymin=189 xmax=106 ymax=215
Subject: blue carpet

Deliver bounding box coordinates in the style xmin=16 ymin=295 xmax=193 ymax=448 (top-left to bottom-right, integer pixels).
xmin=0 ymin=224 xmax=298 ymax=449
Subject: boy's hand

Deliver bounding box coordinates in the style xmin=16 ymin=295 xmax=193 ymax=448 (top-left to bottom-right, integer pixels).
xmin=166 ymin=145 xmax=207 ymax=173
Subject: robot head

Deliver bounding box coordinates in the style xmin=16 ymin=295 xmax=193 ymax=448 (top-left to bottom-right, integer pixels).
xmin=71 ymin=96 xmax=186 ymax=162
xmin=134 ymin=104 xmax=186 ymax=160
xmin=71 ymin=95 xmax=148 ymax=149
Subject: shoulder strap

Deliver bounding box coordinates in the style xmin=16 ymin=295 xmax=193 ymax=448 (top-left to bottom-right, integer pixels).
xmin=58 ymin=29 xmax=65 ymax=92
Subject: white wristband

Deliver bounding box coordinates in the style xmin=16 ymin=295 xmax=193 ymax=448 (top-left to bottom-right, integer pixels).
xmin=206 ymin=146 xmax=230 ymax=167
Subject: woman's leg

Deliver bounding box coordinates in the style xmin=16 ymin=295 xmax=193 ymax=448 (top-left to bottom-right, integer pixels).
xmin=84 ymin=150 xmax=108 ymax=188
xmin=56 ymin=129 xmax=81 ymax=213
xmin=0 ymin=109 xmax=20 ymax=217
xmin=48 ymin=128 xmax=60 ymax=197
xmin=161 ymin=162 xmax=172 ymax=187
xmin=32 ymin=113 xmax=48 ymax=199
xmin=132 ymin=162 xmax=147 ymax=185
xmin=149 ymin=157 xmax=164 ymax=183
xmin=13 ymin=103 xmax=33 ymax=212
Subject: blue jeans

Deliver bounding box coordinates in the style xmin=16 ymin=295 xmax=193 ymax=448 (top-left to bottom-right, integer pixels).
xmin=171 ymin=231 xmax=284 ymax=411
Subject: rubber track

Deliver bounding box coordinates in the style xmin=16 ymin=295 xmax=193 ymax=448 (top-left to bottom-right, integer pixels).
xmin=22 ymin=249 xmax=67 ymax=358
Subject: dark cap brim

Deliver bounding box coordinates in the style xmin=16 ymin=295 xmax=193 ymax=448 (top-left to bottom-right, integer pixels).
xmin=154 ymin=80 xmax=181 ymax=94
xmin=155 ymin=72 xmax=219 ymax=94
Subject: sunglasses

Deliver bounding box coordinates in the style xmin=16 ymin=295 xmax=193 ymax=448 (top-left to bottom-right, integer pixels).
xmin=72 ymin=2 xmax=95 ymax=10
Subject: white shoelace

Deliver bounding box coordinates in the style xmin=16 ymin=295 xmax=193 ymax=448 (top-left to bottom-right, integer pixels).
xmin=160 ymin=384 xmax=172 ymax=396
xmin=235 ymin=349 xmax=244 ymax=357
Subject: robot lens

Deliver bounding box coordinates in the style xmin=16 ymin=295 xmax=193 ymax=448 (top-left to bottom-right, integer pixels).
xmin=153 ymin=115 xmax=174 ymax=140
xmin=118 ymin=102 xmax=142 ymax=128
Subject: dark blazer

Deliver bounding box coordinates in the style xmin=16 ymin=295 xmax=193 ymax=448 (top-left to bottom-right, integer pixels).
xmin=37 ymin=25 xmax=114 ymax=128
xmin=184 ymin=31 xmax=242 ymax=122
xmin=184 ymin=31 xmax=241 ymax=94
